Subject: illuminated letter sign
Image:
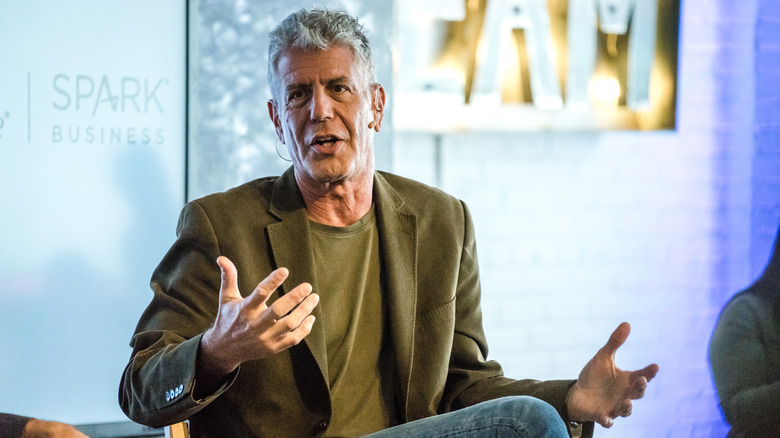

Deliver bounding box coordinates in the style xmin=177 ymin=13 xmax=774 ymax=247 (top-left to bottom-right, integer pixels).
xmin=566 ymin=0 xmax=657 ymax=110
xmin=394 ymin=0 xmax=679 ymax=130
xmin=473 ymin=0 xmax=563 ymax=109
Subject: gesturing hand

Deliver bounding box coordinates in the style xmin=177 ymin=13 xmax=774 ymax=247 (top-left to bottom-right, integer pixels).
xmin=567 ymin=322 xmax=659 ymax=428
xmin=199 ymin=256 xmax=319 ymax=377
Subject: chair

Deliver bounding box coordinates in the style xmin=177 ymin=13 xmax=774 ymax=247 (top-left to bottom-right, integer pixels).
xmin=75 ymin=420 xmax=166 ymax=437
xmin=165 ymin=421 xmax=189 ymax=438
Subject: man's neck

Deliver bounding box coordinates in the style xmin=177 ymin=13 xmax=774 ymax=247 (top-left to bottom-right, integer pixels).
xmin=297 ymin=172 xmax=374 ymax=227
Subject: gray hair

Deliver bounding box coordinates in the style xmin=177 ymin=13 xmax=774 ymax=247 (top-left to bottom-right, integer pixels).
xmin=268 ymin=8 xmax=376 ymax=102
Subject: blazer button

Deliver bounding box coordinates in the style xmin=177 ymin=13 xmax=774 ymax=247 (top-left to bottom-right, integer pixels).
xmin=316 ymin=419 xmax=329 ymax=432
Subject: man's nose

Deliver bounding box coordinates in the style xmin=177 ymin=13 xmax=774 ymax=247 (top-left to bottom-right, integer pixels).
xmin=309 ymin=88 xmax=334 ymax=121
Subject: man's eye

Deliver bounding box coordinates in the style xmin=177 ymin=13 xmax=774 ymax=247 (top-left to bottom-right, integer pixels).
xmin=288 ymin=90 xmax=306 ymax=101
xmin=333 ymin=85 xmax=348 ymax=93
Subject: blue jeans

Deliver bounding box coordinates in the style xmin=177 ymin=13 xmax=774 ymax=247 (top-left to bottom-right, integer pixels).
xmin=363 ymin=396 xmax=569 ymax=437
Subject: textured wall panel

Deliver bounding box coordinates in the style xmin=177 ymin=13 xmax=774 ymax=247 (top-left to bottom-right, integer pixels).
xmin=189 ymin=0 xmax=393 ymax=200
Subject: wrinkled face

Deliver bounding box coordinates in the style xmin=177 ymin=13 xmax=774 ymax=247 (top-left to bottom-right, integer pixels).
xmin=268 ymin=46 xmax=383 ymax=187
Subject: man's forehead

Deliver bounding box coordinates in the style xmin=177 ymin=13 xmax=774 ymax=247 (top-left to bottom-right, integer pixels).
xmin=277 ymin=46 xmax=359 ymax=85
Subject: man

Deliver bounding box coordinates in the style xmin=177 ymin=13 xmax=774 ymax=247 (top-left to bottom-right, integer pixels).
xmin=120 ymin=8 xmax=658 ymax=437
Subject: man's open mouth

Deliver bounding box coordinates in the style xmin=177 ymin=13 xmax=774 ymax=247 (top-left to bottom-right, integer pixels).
xmin=312 ymin=136 xmax=340 ymax=151
xmin=314 ymin=136 xmax=338 ymax=145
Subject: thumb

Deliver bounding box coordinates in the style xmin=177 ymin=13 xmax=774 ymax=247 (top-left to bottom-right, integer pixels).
xmin=216 ymin=256 xmax=241 ymax=304
xmin=602 ymin=322 xmax=631 ymax=357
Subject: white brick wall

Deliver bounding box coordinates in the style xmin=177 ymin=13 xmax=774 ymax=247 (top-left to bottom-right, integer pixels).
xmin=390 ymin=0 xmax=778 ymax=435
xmin=752 ymin=0 xmax=780 ymax=280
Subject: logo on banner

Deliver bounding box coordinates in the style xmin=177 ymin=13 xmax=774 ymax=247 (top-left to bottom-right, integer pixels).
xmin=49 ymin=73 xmax=170 ymax=145
xmin=4 ymin=73 xmax=176 ymax=146
xmin=0 ymin=110 xmax=8 ymax=140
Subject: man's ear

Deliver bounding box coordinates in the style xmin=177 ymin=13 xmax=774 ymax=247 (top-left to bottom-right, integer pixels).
xmin=371 ymin=84 xmax=386 ymax=131
xmin=267 ymin=99 xmax=284 ymax=142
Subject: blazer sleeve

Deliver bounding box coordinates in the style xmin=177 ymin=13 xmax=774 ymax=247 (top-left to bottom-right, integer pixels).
xmin=709 ymin=294 xmax=780 ymax=436
xmin=118 ymin=201 xmax=237 ymax=428
xmin=441 ymin=201 xmax=592 ymax=438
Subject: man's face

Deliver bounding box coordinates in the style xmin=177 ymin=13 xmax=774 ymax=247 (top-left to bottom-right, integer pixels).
xmin=268 ymin=46 xmax=384 ymax=187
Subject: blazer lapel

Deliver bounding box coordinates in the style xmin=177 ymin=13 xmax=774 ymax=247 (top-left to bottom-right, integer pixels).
xmin=265 ymin=169 xmax=419 ymax=419
xmin=373 ymin=172 xmax=418 ymax=422
xmin=266 ymin=168 xmax=329 ymax=383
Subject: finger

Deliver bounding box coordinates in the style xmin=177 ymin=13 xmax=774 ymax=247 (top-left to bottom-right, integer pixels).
xmin=640 ymin=363 xmax=660 ymax=381
xmin=275 ymin=293 xmax=319 ymax=332
xmin=611 ymin=399 xmax=632 ymax=418
xmin=217 ymin=256 xmax=241 ymax=304
xmin=267 ymin=282 xmax=314 ymax=320
xmin=622 ymin=400 xmax=633 ymax=417
xmin=601 ymin=322 xmax=631 ymax=357
xmin=275 ymin=314 xmax=316 ymax=351
xmin=244 ymin=267 xmax=290 ymax=309
xmin=598 ymin=415 xmax=614 ymax=429
xmin=627 ymin=375 xmax=648 ymax=399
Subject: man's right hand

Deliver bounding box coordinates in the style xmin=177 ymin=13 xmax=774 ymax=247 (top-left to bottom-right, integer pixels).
xmin=197 ymin=256 xmax=318 ymax=387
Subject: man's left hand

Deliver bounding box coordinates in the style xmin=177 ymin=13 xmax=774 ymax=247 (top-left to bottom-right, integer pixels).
xmin=567 ymin=322 xmax=659 ymax=428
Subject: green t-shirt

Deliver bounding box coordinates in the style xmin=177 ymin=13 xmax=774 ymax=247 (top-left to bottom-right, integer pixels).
xmin=309 ymin=207 xmax=398 ymax=437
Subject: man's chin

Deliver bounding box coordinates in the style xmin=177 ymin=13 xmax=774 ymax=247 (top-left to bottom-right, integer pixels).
xmin=297 ymin=160 xmax=370 ymax=187
xmin=303 ymin=167 xmax=349 ymax=185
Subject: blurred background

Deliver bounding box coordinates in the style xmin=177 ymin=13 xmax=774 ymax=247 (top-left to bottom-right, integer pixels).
xmin=1 ymin=0 xmax=778 ymax=436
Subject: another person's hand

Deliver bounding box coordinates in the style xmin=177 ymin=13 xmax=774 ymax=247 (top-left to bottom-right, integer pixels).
xmin=198 ymin=256 xmax=318 ymax=382
xmin=23 ymin=418 xmax=89 ymax=438
xmin=567 ymin=322 xmax=659 ymax=428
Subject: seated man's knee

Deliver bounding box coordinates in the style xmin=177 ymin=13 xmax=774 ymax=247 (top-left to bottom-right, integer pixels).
xmin=492 ymin=396 xmax=567 ymax=437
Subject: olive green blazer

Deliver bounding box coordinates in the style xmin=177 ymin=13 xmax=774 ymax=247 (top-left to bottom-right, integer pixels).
xmin=119 ymin=167 xmax=587 ymax=437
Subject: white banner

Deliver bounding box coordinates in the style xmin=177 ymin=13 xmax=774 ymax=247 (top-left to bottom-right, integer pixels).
xmin=0 ymin=1 xmax=186 ymax=423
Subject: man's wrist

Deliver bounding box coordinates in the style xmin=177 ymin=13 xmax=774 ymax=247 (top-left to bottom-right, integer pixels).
xmin=199 ymin=329 xmax=238 ymax=375
xmin=565 ymin=382 xmax=584 ymax=423
xmin=194 ymin=331 xmax=238 ymax=399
